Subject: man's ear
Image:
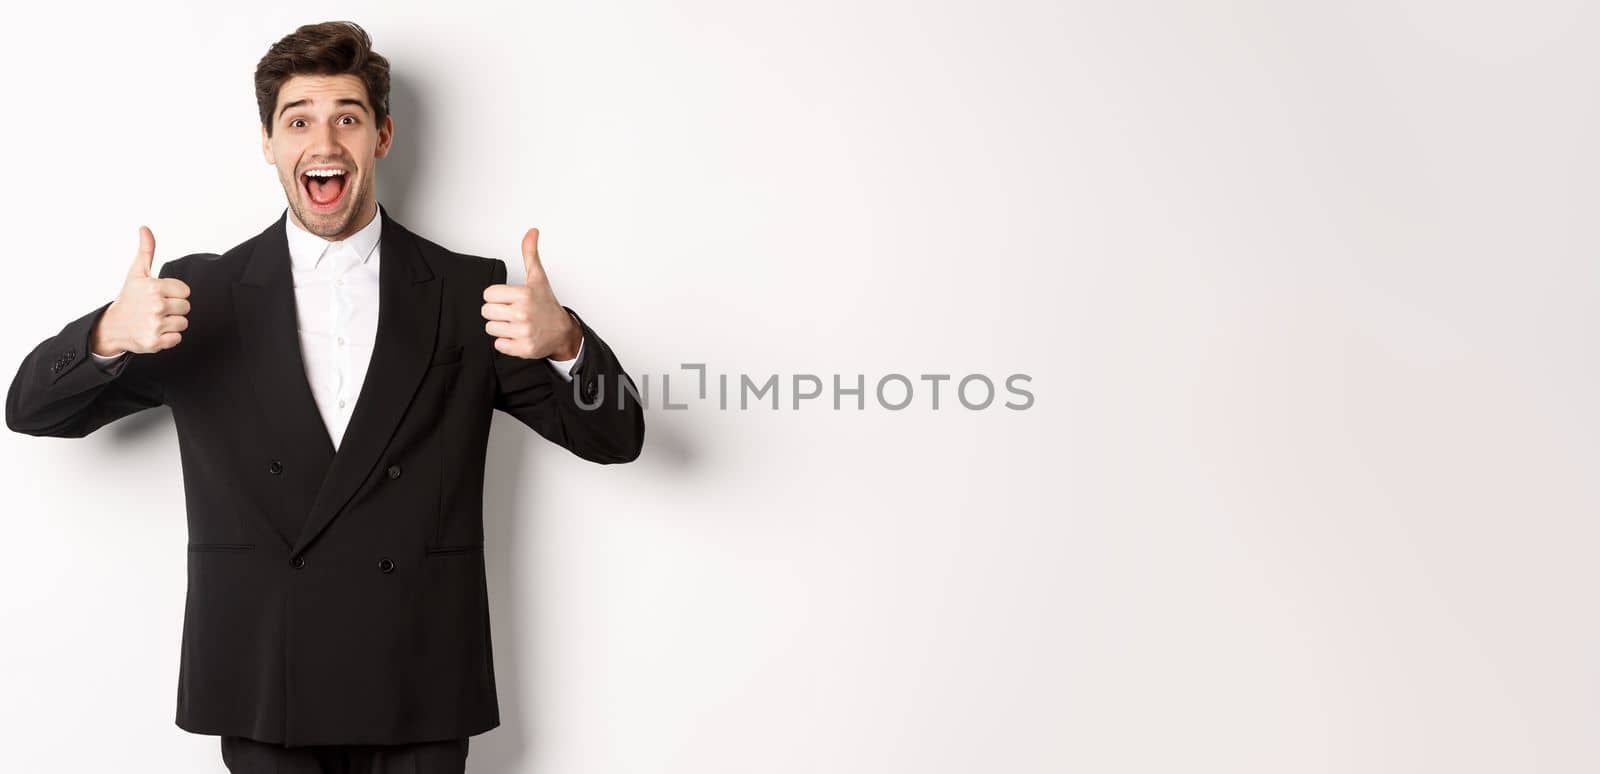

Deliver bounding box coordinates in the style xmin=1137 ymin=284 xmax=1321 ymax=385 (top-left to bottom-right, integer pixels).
xmin=260 ymin=125 xmax=274 ymax=165
xmin=374 ymin=115 xmax=394 ymax=160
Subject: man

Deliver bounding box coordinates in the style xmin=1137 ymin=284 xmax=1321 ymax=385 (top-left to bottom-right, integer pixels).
xmin=4 ymin=20 xmax=645 ymax=774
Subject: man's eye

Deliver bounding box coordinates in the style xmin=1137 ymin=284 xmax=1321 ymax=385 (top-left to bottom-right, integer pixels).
xmin=340 ymin=115 xmax=357 ymax=125
xmin=290 ymin=119 xmax=305 ymax=128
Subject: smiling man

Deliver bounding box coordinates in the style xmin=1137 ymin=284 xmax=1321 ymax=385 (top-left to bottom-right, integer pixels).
xmin=4 ymin=20 xmax=645 ymax=774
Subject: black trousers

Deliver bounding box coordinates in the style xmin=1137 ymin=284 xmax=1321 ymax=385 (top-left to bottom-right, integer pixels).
xmin=220 ymin=734 xmax=470 ymax=774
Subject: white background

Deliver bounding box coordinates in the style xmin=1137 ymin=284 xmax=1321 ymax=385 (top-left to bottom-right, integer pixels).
xmin=1 ymin=1 xmax=1595 ymax=772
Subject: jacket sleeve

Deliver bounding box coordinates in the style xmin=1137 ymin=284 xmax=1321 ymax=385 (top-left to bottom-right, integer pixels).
xmin=488 ymin=259 xmax=645 ymax=463
xmin=5 ymin=258 xmax=187 ymax=437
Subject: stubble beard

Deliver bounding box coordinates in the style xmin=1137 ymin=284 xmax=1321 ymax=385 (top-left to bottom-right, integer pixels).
xmin=283 ymin=170 xmax=372 ymax=240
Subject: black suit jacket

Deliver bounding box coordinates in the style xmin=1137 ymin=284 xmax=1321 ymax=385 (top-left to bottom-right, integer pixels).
xmin=4 ymin=204 xmax=646 ymax=746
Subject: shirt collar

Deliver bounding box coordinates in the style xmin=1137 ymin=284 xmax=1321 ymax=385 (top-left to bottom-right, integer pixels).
xmin=284 ymin=207 xmax=383 ymax=272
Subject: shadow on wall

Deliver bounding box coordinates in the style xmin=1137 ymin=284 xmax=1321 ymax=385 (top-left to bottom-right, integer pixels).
xmin=376 ymin=72 xmax=425 ymax=221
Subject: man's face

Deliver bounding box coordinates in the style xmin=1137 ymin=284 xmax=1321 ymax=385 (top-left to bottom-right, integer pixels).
xmin=260 ymin=73 xmax=393 ymax=240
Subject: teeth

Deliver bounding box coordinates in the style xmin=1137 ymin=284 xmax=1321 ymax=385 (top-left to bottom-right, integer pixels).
xmin=305 ymin=169 xmax=346 ymax=178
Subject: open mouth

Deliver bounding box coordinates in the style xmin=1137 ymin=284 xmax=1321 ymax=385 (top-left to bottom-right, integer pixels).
xmin=301 ymin=167 xmax=351 ymax=212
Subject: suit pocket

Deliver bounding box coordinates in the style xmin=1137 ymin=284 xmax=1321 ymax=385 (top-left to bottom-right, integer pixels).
xmin=187 ymin=543 xmax=255 ymax=552
xmin=425 ymin=544 xmax=483 ymax=557
xmin=430 ymin=344 xmax=464 ymax=366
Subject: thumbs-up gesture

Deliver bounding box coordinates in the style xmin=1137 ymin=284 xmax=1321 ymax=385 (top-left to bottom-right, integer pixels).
xmin=482 ymin=227 xmax=582 ymax=360
xmin=91 ymin=226 xmax=191 ymax=357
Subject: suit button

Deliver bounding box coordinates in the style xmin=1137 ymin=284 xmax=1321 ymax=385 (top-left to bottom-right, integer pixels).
xmin=387 ymin=464 xmax=401 ymax=479
xmin=290 ymin=554 xmax=306 ymax=569
xmin=268 ymin=460 xmax=284 ymax=475
xmin=377 ymin=557 xmax=396 ymax=573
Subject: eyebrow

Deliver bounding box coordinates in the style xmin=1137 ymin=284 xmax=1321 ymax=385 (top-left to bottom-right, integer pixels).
xmin=278 ymin=97 xmax=371 ymax=121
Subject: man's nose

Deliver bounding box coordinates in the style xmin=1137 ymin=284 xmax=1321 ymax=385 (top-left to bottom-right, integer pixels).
xmin=308 ymin=122 xmax=342 ymax=156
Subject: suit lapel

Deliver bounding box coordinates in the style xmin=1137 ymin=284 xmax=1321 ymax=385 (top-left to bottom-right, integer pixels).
xmin=233 ymin=204 xmax=442 ymax=558
xmin=233 ymin=212 xmax=337 ymax=547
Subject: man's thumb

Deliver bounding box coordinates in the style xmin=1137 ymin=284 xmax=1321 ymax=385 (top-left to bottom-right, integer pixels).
xmin=521 ymin=227 xmax=542 ymax=283
xmin=128 ymin=225 xmax=155 ymax=279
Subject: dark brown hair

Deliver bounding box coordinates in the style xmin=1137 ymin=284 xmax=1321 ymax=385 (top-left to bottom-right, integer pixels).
xmin=255 ymin=21 xmax=390 ymax=136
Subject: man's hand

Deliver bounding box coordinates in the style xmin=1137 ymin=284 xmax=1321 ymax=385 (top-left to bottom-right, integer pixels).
xmin=91 ymin=226 xmax=191 ymax=356
xmin=481 ymin=227 xmax=582 ymax=360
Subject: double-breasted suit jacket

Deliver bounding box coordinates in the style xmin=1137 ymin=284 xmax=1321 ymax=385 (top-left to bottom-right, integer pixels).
xmin=4 ymin=204 xmax=646 ymax=746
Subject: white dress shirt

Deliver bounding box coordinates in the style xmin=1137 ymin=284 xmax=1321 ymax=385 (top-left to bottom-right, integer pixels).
xmin=92 ymin=209 xmax=584 ymax=451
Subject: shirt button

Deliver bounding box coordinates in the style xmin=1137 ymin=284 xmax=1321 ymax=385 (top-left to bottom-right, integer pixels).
xmin=377 ymin=557 xmax=396 ymax=574
xmin=337 ymin=337 xmax=344 ymax=346
xmin=387 ymin=464 xmax=402 ymax=479
xmin=338 ymin=399 xmax=346 ymax=409
xmin=268 ymin=460 xmax=284 ymax=475
xmin=290 ymin=555 xmax=306 ymax=569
